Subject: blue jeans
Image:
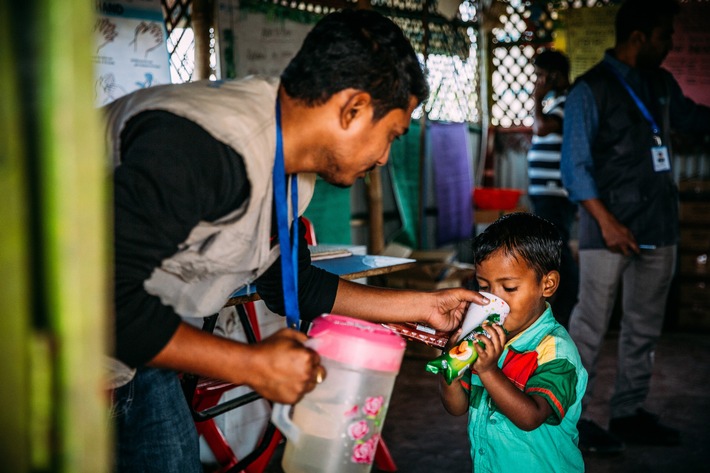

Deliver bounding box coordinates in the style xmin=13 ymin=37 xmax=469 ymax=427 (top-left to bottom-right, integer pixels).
xmin=529 ymin=195 xmax=579 ymax=328
xmin=112 ymin=367 xmax=202 ymax=473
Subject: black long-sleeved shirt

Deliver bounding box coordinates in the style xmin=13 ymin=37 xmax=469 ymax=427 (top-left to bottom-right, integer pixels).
xmin=114 ymin=111 xmax=339 ymax=367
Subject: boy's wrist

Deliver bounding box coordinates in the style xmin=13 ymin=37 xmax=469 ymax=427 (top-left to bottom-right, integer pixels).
xmin=475 ymin=365 xmax=501 ymax=378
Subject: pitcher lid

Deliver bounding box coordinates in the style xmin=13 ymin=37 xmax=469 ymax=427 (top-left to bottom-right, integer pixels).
xmin=308 ymin=314 xmax=406 ymax=372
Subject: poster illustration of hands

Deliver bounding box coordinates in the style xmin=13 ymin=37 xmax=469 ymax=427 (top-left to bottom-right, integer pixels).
xmin=94 ymin=0 xmax=171 ymax=106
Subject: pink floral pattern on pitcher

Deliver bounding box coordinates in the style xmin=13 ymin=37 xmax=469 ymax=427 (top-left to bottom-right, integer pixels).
xmin=344 ymin=405 xmax=359 ymax=418
xmin=345 ymin=396 xmax=387 ymax=465
xmin=351 ymin=434 xmax=379 ymax=464
xmin=347 ymin=420 xmax=369 ymax=440
xmin=362 ymin=396 xmax=384 ymax=417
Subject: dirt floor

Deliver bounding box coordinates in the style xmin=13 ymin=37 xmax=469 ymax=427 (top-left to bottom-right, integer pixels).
xmin=258 ymin=329 xmax=710 ymax=473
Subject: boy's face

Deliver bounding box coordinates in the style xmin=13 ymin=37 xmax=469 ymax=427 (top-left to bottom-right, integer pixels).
xmin=475 ymin=248 xmax=558 ymax=339
xmin=534 ymin=66 xmax=564 ymax=91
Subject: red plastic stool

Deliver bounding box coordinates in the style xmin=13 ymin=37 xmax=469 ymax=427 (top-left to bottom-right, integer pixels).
xmin=184 ymin=303 xmax=276 ymax=473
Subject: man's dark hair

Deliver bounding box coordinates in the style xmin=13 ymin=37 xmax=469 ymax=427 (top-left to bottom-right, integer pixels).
xmin=533 ymin=49 xmax=569 ymax=78
xmin=472 ymin=212 xmax=562 ymax=281
xmin=615 ymin=0 xmax=680 ymax=44
xmin=280 ymin=9 xmax=429 ymax=120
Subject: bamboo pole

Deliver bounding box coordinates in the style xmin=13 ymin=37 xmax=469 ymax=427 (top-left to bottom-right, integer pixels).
xmin=477 ymin=15 xmax=491 ymax=188
xmin=0 ymin=3 xmax=32 ymax=470
xmin=418 ymin=0 xmax=431 ymax=249
xmin=354 ymin=0 xmax=386 ymax=254
xmin=38 ymin=1 xmax=110 ymax=471
xmin=365 ymin=170 xmax=385 ymax=254
xmin=193 ymin=0 xmax=215 ymax=80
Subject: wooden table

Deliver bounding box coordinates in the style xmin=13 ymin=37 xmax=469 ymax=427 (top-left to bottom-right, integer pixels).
xmin=224 ymin=254 xmax=416 ymax=307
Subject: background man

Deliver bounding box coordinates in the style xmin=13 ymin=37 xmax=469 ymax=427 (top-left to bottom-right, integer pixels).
xmin=561 ymin=0 xmax=710 ymax=453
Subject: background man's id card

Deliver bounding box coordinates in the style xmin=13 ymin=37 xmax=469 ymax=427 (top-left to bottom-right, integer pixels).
xmin=652 ymin=146 xmax=671 ymax=172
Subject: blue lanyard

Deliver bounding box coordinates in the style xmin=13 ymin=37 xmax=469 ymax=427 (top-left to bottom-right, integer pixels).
xmin=273 ymin=99 xmax=300 ymax=329
xmin=604 ymin=63 xmax=662 ymax=139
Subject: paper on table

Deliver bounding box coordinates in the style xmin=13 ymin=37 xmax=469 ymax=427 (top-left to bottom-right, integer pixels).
xmin=309 ymin=245 xmax=353 ymax=261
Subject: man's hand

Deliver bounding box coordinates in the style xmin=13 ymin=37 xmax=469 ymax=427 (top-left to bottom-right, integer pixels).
xmin=599 ymin=218 xmax=639 ymax=255
xmin=425 ymin=288 xmax=491 ymax=333
xmin=247 ymin=329 xmax=323 ymax=404
xmin=581 ymin=198 xmax=639 ymax=256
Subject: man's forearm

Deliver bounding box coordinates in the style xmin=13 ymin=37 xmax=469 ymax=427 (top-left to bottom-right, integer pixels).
xmin=580 ymin=198 xmax=615 ymax=227
xmin=148 ymin=322 xmax=256 ymax=383
xmin=148 ymin=322 xmax=322 ymax=405
xmin=331 ymin=278 xmax=487 ymax=333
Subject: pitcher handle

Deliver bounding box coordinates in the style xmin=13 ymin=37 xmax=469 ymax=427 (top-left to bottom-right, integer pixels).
xmin=271 ymin=402 xmax=302 ymax=445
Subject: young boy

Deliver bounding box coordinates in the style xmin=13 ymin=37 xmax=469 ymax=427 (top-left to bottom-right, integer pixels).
xmin=438 ymin=212 xmax=587 ymax=472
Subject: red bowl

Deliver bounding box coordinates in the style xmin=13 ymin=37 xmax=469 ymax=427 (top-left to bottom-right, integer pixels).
xmin=473 ymin=187 xmax=523 ymax=210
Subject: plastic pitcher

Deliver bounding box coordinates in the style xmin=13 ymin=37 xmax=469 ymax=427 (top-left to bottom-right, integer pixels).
xmin=271 ymin=314 xmax=406 ymax=473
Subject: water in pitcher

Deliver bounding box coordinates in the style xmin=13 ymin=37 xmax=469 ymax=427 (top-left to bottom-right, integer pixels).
xmin=281 ymin=359 xmax=397 ymax=473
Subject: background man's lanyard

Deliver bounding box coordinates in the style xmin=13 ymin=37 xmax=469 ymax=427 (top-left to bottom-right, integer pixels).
xmin=604 ymin=63 xmax=662 ymax=145
xmin=274 ymin=99 xmax=300 ymax=329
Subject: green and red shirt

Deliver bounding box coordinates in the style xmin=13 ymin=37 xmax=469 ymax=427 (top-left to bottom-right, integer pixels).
xmin=461 ymin=305 xmax=587 ymax=472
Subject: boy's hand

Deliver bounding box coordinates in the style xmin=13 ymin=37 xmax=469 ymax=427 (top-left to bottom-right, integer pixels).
xmin=443 ymin=328 xmax=463 ymax=351
xmin=472 ymin=323 xmax=506 ymax=374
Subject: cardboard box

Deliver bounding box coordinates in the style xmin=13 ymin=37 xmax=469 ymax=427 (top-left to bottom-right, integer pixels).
xmin=677 ymin=281 xmax=710 ymax=331
xmin=680 ymin=227 xmax=710 ymax=252
xmin=678 ymin=251 xmax=709 ymax=277
xmin=679 ymin=280 xmax=710 ymax=306
xmin=680 ymin=201 xmax=710 ymax=224
xmin=383 ymin=248 xmax=474 ymax=290
xmin=678 ymin=178 xmax=710 ymax=195
xmin=385 ymin=262 xmax=475 ymax=290
xmin=409 ymin=248 xmax=457 ymax=263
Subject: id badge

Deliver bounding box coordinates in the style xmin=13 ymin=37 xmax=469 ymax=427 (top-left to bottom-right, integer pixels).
xmin=651 ymin=145 xmax=671 ymax=172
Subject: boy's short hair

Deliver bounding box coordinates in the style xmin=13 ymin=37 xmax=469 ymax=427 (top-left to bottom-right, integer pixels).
xmin=472 ymin=212 xmax=562 ymax=280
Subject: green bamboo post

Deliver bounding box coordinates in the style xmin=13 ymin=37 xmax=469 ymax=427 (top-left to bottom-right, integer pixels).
xmin=0 ymin=2 xmax=32 ymax=470
xmin=0 ymin=0 xmax=110 ymax=471
xmin=37 ymin=1 xmax=110 ymax=471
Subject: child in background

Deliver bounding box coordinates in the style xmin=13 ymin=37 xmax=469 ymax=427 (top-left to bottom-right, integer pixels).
xmin=438 ymin=213 xmax=587 ymax=472
xmin=526 ymin=48 xmax=578 ymax=329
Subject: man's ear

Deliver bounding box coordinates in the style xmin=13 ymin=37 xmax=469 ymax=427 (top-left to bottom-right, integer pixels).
xmin=542 ymin=271 xmax=560 ymax=298
xmin=340 ymin=91 xmax=372 ymax=130
xmin=629 ymin=30 xmax=647 ymax=49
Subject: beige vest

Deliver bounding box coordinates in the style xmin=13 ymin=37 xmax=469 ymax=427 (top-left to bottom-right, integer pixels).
xmin=104 ymin=77 xmax=315 ymax=385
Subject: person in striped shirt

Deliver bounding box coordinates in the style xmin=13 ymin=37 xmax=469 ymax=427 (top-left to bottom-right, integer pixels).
xmin=526 ymin=49 xmax=578 ymax=328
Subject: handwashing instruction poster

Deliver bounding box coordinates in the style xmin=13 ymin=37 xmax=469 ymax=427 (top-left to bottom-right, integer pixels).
xmin=93 ymin=0 xmax=171 ymax=106
xmin=216 ymin=1 xmax=314 ymax=79
xmin=563 ymin=6 xmax=619 ymax=82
